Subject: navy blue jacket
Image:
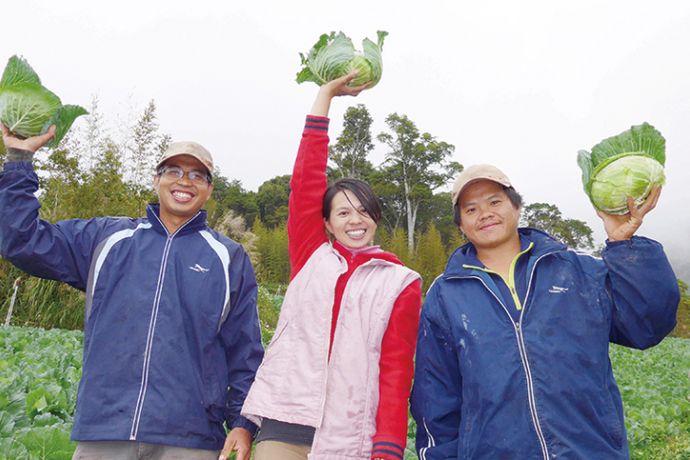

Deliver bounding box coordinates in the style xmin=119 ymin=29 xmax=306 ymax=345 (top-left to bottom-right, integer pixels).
xmin=410 ymin=228 xmax=679 ymax=460
xmin=0 ymin=161 xmax=264 ymax=450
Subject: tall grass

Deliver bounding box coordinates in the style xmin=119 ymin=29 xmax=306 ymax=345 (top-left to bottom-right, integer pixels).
xmin=0 ymin=259 xmax=85 ymax=331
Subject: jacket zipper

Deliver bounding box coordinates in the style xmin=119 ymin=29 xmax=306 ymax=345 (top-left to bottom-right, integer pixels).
xmin=129 ymin=212 xmax=200 ymax=440
xmin=313 ymin=257 xmax=389 ymax=450
xmin=448 ymin=250 xmax=555 ymax=460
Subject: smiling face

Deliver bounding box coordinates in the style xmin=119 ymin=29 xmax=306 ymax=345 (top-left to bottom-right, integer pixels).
xmin=325 ymin=190 xmax=378 ymax=249
xmin=153 ymin=155 xmax=213 ymax=233
xmin=458 ymin=179 xmax=521 ymax=253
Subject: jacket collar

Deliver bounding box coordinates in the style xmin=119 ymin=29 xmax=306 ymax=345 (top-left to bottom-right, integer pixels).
xmin=442 ymin=228 xmax=566 ymax=279
xmin=332 ymin=239 xmax=404 ymax=267
xmin=146 ymin=204 xmax=209 ymax=236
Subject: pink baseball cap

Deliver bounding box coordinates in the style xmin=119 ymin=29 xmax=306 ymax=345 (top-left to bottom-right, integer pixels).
xmin=451 ymin=164 xmax=512 ymax=207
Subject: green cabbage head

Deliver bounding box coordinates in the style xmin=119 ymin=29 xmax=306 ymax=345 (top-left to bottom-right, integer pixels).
xmin=577 ymin=122 xmax=666 ymax=214
xmin=0 ymin=55 xmax=87 ymax=148
xmin=296 ymin=31 xmax=387 ymax=88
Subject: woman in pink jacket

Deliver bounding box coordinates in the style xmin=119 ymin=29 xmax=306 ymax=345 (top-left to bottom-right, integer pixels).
xmin=238 ymin=74 xmax=422 ymax=460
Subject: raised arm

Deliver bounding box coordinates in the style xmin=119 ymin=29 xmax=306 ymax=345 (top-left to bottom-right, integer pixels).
xmin=603 ymin=236 xmax=679 ymax=349
xmin=593 ymin=186 xmax=679 ymax=347
xmin=287 ymin=73 xmax=369 ymax=277
xmin=0 ymin=124 xmax=97 ymax=290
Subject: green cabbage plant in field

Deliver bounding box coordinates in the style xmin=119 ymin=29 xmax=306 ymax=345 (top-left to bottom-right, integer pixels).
xmin=296 ymin=31 xmax=387 ymax=88
xmin=0 ymin=55 xmax=87 ymax=148
xmin=577 ymin=123 xmax=666 ymax=214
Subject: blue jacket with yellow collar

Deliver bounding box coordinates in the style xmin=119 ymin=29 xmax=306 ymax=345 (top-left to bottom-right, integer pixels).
xmin=411 ymin=228 xmax=678 ymax=460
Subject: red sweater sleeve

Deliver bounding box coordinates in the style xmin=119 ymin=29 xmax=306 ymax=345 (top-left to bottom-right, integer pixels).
xmin=371 ymin=279 xmax=422 ymax=460
xmin=288 ymin=116 xmax=331 ymax=279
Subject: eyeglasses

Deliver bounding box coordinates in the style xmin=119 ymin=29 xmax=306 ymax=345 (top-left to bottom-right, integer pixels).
xmin=157 ymin=166 xmax=212 ymax=185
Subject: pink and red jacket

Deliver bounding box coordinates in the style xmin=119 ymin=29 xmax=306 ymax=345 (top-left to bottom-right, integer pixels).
xmin=242 ymin=116 xmax=422 ymax=460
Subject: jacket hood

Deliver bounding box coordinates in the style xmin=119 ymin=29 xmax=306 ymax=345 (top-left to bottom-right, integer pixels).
xmin=442 ymin=227 xmax=567 ymax=279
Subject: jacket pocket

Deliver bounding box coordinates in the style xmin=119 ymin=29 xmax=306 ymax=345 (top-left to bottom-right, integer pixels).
xmin=601 ymin=390 xmax=624 ymax=448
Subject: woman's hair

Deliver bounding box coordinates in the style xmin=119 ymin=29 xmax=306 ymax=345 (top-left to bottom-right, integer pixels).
xmin=453 ymin=185 xmax=523 ymax=226
xmin=322 ymin=178 xmax=382 ymax=223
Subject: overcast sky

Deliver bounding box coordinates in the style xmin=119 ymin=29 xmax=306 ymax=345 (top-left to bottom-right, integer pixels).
xmin=4 ymin=0 xmax=690 ymax=279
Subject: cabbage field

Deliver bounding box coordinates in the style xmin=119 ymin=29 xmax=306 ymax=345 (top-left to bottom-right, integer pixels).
xmin=1 ymin=325 xmax=688 ymax=460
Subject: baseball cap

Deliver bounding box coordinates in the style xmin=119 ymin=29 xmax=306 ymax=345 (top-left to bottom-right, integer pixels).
xmin=156 ymin=141 xmax=214 ymax=175
xmin=451 ymin=164 xmax=512 ymax=207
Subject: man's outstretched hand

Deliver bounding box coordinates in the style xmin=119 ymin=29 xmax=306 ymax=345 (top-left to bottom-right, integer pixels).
xmin=1 ymin=124 xmax=56 ymax=153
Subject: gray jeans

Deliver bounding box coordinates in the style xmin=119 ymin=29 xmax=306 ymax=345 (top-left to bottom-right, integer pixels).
xmin=72 ymin=441 xmax=220 ymax=460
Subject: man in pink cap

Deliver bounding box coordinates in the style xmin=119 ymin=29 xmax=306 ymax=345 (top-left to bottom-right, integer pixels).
xmin=0 ymin=126 xmax=263 ymax=460
xmin=410 ymin=164 xmax=679 ymax=459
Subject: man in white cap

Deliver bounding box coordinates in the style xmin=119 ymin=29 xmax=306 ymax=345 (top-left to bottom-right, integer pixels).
xmin=0 ymin=126 xmax=263 ymax=460
xmin=410 ymin=164 xmax=679 ymax=459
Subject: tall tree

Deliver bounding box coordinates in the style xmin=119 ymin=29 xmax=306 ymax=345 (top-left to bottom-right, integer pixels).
xmin=81 ymin=95 xmax=107 ymax=171
xmin=521 ymin=202 xmax=594 ymax=250
xmin=328 ymin=104 xmax=375 ymax=180
xmin=256 ymin=174 xmax=291 ymax=228
xmin=377 ymin=113 xmax=461 ymax=252
xmin=125 ymin=100 xmax=170 ymax=191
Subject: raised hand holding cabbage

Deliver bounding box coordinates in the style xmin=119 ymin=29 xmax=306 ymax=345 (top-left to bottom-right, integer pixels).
xmin=577 ymin=123 xmax=666 ymax=215
xmin=0 ymin=55 xmax=87 ymax=148
xmin=296 ymin=31 xmax=387 ymax=88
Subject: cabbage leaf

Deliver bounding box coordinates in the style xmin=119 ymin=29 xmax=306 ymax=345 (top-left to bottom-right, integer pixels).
xmin=0 ymin=55 xmax=87 ymax=148
xmin=577 ymin=122 xmax=666 ymax=214
xmin=296 ymin=31 xmax=387 ymax=88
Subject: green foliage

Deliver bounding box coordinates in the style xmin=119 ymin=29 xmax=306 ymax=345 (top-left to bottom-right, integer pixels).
xmin=296 ymin=31 xmax=387 ymax=88
xmin=671 ymin=280 xmax=690 ymax=339
xmin=412 ymin=223 xmax=446 ymax=290
xmin=376 ymin=113 xmax=460 ymax=252
xmin=415 ymin=191 xmax=458 ymax=246
xmin=0 ymin=55 xmax=87 ymax=147
xmin=380 ymin=227 xmax=412 ymax=266
xmin=328 ymin=104 xmax=375 ymax=180
xmin=521 ymin=202 xmax=594 ymax=250
xmin=610 ymin=338 xmax=690 ymax=459
xmin=578 ymin=123 xmax=666 ymax=214
xmin=0 ymin=259 xmax=85 ymax=330
xmin=256 ymin=175 xmax=291 ymax=228
xmin=379 ymin=225 xmax=464 ymax=290
xmin=209 ymin=176 xmax=258 ymax=229
xmin=252 ymin=219 xmax=290 ymax=285
xmin=447 ymin=229 xmax=467 ymax=255
xmin=0 ymin=326 xmax=82 ymax=459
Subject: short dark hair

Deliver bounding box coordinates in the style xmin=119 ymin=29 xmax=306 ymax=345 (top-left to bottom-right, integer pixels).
xmin=322 ymin=178 xmax=382 ymax=223
xmin=453 ymin=186 xmax=523 ymax=226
